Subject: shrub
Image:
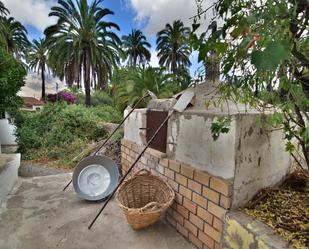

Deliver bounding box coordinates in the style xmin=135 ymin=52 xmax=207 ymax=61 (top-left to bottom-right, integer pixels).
xmin=47 ymin=91 xmax=77 ymax=104
xmin=14 ymin=102 xmax=122 ymax=168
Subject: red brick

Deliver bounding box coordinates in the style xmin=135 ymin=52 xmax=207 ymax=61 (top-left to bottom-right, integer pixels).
xmin=175 ymin=192 xmax=183 ymax=204
xmin=213 ymin=217 xmax=223 ymax=232
xmin=208 ymin=201 xmax=227 ymax=219
xmin=121 ymin=139 xmax=132 ymax=148
xmin=189 ymin=233 xmax=203 ymax=249
xmin=192 ymin=192 xmax=207 ymax=208
xmin=188 ymin=179 xmax=202 ymax=194
xmin=189 ymin=213 xmax=204 ymax=230
xmin=166 ymin=213 xmax=176 ymax=227
xmin=147 ymin=147 xmax=166 ymax=159
xmin=164 ymin=168 xmax=175 ymax=180
xmin=176 ymin=222 xmax=188 ymax=238
xmin=202 ymin=187 xmax=220 ymax=204
xmin=166 ymin=207 xmax=173 ymax=216
xmin=173 ymin=210 xmax=184 ymax=225
xmin=184 ymin=220 xmax=198 ymax=237
xmin=179 ymin=185 xmax=192 ymax=200
xmin=197 ymin=207 xmax=213 ymax=224
xmin=204 ymin=223 xmax=221 ymax=242
xmin=177 ymin=204 xmax=189 ymax=219
xmin=169 ymin=160 xmax=180 ymax=172
xmin=219 ymin=195 xmax=231 ymax=209
xmin=183 ymin=198 xmax=197 ymax=214
xmin=209 ymin=177 xmax=231 ymax=196
xmin=198 ymin=231 xmax=215 ymax=249
xmin=159 ymin=158 xmax=169 ymax=167
xmin=194 ymin=171 xmax=210 ymax=186
xmin=181 ymin=164 xmax=194 ymax=179
xmin=175 ymin=173 xmax=188 ymax=186
xmin=167 ymin=179 xmax=179 ymax=192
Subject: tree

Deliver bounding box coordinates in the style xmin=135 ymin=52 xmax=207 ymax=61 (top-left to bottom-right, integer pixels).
xmin=27 ymin=39 xmax=48 ymax=100
xmin=45 ymin=0 xmax=123 ymax=106
xmin=192 ymin=0 xmax=309 ymax=169
xmin=111 ymin=67 xmax=179 ymax=111
xmin=122 ymin=29 xmax=151 ymax=66
xmin=0 ymin=1 xmax=9 ymax=16
xmin=156 ymin=20 xmax=191 ymax=74
xmin=0 ymin=16 xmax=30 ymax=58
xmin=0 ymin=44 xmax=26 ymax=118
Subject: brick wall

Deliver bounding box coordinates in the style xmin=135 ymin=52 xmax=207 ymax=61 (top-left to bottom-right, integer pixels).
xmin=121 ymin=139 xmax=232 ymax=249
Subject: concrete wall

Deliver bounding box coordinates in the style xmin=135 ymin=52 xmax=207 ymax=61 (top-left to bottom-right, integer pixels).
xmin=0 ymin=119 xmax=17 ymax=145
xmin=123 ymin=108 xmax=291 ymax=208
xmin=0 ymin=154 xmax=21 ymax=205
xmin=167 ymin=111 xmax=237 ymax=180
xmin=123 ymin=108 xmax=146 ymax=146
xmin=223 ymin=211 xmax=294 ymax=249
xmin=232 ymin=115 xmax=290 ymax=208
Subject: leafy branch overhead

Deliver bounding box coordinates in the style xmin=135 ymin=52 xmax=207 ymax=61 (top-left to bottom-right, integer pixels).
xmin=191 ymin=0 xmax=309 ymax=169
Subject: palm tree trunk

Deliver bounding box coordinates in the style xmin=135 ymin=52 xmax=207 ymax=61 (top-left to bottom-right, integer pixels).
xmin=41 ymin=63 xmax=46 ymax=100
xmin=83 ymin=53 xmax=91 ymax=106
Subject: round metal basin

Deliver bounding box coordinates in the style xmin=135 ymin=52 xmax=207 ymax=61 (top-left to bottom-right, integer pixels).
xmin=72 ymin=155 xmax=119 ymax=201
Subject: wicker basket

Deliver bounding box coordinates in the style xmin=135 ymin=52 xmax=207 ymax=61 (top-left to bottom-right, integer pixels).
xmin=116 ymin=169 xmax=175 ymax=230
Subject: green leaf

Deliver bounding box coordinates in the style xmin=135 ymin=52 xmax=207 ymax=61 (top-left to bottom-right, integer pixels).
xmin=285 ymin=141 xmax=295 ymax=153
xmin=198 ymin=43 xmax=210 ymax=62
xmin=251 ymin=40 xmax=291 ymax=71
xmin=216 ymin=42 xmax=227 ymax=55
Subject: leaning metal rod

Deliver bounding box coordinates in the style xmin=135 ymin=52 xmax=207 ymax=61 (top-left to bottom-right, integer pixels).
xmin=62 ymin=92 xmax=151 ymax=192
xmin=88 ymin=110 xmax=174 ymax=230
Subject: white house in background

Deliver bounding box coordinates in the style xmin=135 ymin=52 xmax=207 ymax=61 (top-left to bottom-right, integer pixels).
xmin=20 ymin=97 xmax=45 ymax=112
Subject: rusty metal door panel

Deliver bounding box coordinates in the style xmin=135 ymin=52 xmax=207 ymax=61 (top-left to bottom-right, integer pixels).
xmin=146 ymin=109 xmax=168 ymax=153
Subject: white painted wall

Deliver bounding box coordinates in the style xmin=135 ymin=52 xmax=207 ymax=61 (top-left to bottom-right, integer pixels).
xmin=167 ymin=111 xmax=237 ymax=179
xmin=232 ymin=114 xmax=290 ymax=208
xmin=123 ymin=108 xmax=291 ymax=208
xmin=0 ymin=119 xmax=17 ymax=145
xmin=123 ymin=108 xmax=147 ymax=146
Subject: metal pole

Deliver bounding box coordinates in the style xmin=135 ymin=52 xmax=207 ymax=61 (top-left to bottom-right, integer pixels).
xmin=88 ymin=111 xmax=174 ymax=229
xmin=62 ymin=92 xmax=151 ymax=191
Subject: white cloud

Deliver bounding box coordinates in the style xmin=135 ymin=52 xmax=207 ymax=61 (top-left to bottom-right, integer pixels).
xmin=18 ymin=72 xmax=65 ymax=98
xmin=2 ymin=0 xmax=56 ymax=32
xmin=149 ymin=49 xmax=159 ymax=67
xmin=127 ymin=0 xmax=217 ymax=35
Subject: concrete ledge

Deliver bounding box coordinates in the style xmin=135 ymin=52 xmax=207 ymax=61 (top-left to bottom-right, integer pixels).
xmin=0 ymin=153 xmax=20 ymax=205
xmin=223 ymin=211 xmax=295 ymax=249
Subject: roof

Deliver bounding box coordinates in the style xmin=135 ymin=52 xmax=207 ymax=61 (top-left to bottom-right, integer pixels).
xmin=21 ymin=97 xmax=45 ymax=108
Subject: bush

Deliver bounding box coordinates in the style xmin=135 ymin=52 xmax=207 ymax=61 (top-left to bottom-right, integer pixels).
xmin=47 ymin=91 xmax=77 ymax=104
xmin=14 ymin=102 xmax=122 ymax=168
xmin=0 ymin=44 xmax=26 ymax=118
xmin=72 ymin=89 xmax=113 ymax=106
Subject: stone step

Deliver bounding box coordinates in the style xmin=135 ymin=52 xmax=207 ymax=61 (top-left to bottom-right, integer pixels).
xmin=0 ymin=153 xmax=20 ymax=205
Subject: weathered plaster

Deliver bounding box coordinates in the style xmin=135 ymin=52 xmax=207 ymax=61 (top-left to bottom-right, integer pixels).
xmin=167 ymin=112 xmax=236 ymax=179
xmin=223 ymin=211 xmax=295 ymax=249
xmin=123 ymin=108 xmax=147 ymax=146
xmin=232 ymin=115 xmax=290 ymax=208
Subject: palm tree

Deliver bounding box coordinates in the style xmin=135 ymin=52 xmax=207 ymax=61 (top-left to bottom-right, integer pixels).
xmin=156 ymin=20 xmax=191 ymax=74
xmin=0 ymin=1 xmax=9 ymax=16
xmin=112 ymin=67 xmax=176 ymax=110
xmin=122 ymin=29 xmax=151 ymax=66
xmin=27 ymin=39 xmax=48 ymax=99
xmin=0 ymin=16 xmax=30 ymax=58
xmin=45 ymin=0 xmax=122 ymax=106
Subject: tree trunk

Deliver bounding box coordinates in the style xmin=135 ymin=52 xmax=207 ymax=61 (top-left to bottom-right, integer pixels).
xmin=83 ymin=53 xmax=91 ymax=106
xmin=41 ymin=63 xmax=46 ymax=100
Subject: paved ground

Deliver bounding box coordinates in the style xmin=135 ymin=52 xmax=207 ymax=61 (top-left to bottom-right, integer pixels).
xmin=0 ymin=173 xmax=194 ymax=249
